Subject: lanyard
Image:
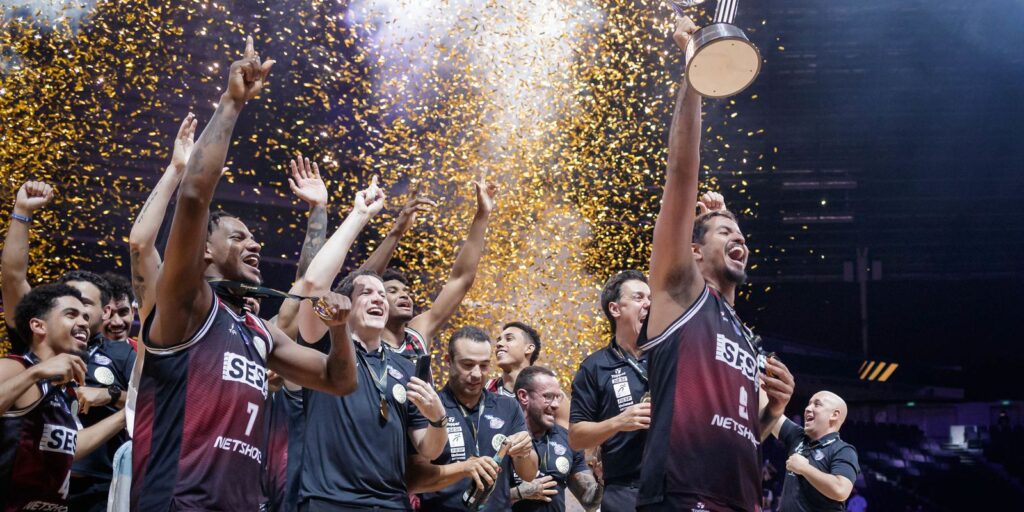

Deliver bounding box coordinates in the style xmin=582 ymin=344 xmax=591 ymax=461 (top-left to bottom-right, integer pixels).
xmin=610 ymin=341 xmax=648 ymax=385
xmin=539 ymin=432 xmax=552 ymax=472
xmin=357 ymin=348 xmax=390 ymax=422
xmin=794 ymin=435 xmax=839 ymax=456
xmin=208 ymin=280 xmax=332 ymax=320
xmin=454 ymin=395 xmax=486 ymax=457
xmin=722 ymin=300 xmax=763 ymax=357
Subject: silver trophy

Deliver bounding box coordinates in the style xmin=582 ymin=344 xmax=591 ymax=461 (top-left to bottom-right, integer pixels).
xmin=667 ymin=0 xmax=761 ymax=98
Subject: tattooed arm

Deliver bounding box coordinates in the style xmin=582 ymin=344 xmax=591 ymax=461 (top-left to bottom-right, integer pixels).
xmin=149 ymin=36 xmax=274 ymax=348
xmin=128 ymin=114 xmax=197 ymax=321
xmin=568 ymin=471 xmax=602 ymax=511
xmin=275 ymin=153 xmax=329 ymax=340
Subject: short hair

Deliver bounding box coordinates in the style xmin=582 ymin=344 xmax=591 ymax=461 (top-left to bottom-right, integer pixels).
xmin=101 ymin=272 xmax=133 ymax=304
xmin=447 ymin=325 xmax=491 ymax=359
xmin=600 ymin=270 xmax=647 ymax=330
xmin=381 ymin=268 xmax=410 ymax=286
xmin=334 ymin=269 xmax=383 ymax=297
xmin=15 ymin=284 xmax=83 ymax=342
xmin=58 ymin=270 xmax=111 ymax=306
xmin=514 ymin=365 xmax=557 ymax=393
xmin=208 ymin=209 xmax=239 ymax=236
xmin=503 ymin=321 xmax=541 ymax=364
xmin=692 ymin=210 xmax=738 ymax=244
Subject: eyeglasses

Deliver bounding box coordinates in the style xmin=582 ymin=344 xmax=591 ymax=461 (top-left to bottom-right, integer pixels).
xmin=529 ymin=390 xmax=564 ymax=405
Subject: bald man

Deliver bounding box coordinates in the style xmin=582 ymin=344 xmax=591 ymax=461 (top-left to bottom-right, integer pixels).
xmin=770 ymin=391 xmax=860 ymax=511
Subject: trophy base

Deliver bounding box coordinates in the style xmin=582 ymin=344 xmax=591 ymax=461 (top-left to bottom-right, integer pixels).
xmin=685 ymin=23 xmax=762 ymax=99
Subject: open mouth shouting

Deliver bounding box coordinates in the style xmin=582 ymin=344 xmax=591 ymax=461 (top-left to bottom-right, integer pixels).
xmin=367 ymin=305 xmax=386 ymax=318
xmin=726 ymin=243 xmax=747 ymax=268
xmin=242 ymin=253 xmax=262 ymax=276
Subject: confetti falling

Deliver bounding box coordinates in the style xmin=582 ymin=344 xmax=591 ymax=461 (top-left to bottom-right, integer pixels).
xmin=0 ymin=0 xmax=771 ymax=386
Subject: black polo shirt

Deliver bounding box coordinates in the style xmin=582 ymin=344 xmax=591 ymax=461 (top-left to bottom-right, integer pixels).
xmin=778 ymin=419 xmax=860 ymax=512
xmin=510 ymin=424 xmax=589 ymax=512
xmin=300 ymin=336 xmax=427 ymax=510
xmin=72 ymin=334 xmax=135 ymax=480
xmin=419 ymin=386 xmax=527 ymax=512
xmin=569 ymin=339 xmax=648 ymax=484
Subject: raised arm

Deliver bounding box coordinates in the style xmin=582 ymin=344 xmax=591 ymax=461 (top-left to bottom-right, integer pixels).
xmin=150 ymin=36 xmax=274 ymax=348
xmin=128 ymin=114 xmax=197 ymax=319
xmin=647 ymin=16 xmax=706 ymax=337
xmin=274 ymin=153 xmax=329 ymax=340
xmin=293 ymin=179 xmax=385 ymax=343
xmin=407 ymin=176 xmax=496 ymax=341
xmin=359 ymin=183 xmax=436 ymax=274
xmin=2 ymin=182 xmax=53 ymax=335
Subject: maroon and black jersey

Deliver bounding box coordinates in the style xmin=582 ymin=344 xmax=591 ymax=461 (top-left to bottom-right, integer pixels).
xmin=132 ymin=295 xmax=273 ymax=511
xmin=385 ymin=326 xmax=429 ymax=361
xmin=637 ymin=285 xmax=763 ymax=511
xmin=0 ymin=353 xmax=81 ymax=512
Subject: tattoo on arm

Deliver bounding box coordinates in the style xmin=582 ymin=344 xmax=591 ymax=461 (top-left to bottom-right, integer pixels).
xmin=130 ymin=248 xmax=146 ymax=305
xmin=570 ymin=472 xmax=602 ymax=509
xmin=295 ymin=204 xmax=328 ymax=279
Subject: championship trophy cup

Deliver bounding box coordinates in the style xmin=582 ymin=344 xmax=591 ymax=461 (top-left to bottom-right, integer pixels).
xmin=667 ymin=0 xmax=761 ymax=98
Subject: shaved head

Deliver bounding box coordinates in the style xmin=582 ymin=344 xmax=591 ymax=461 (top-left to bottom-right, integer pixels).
xmin=803 ymin=390 xmax=849 ymax=440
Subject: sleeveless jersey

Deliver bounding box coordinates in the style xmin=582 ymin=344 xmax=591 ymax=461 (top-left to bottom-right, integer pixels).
xmin=385 ymin=326 xmax=429 ymax=361
xmin=131 ymin=295 xmax=273 ymax=511
xmin=637 ymin=285 xmax=763 ymax=511
xmin=0 ymin=353 xmax=81 ymax=512
xmin=485 ymin=377 xmax=516 ymax=398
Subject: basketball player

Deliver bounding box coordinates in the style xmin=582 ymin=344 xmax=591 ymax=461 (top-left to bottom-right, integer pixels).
xmin=636 ymin=16 xmax=795 ymax=511
xmin=487 ymin=322 xmax=541 ymax=398
xmin=131 ymin=37 xmax=359 ymax=511
xmin=0 ymin=284 xmax=127 ymax=511
xmin=511 ymin=366 xmax=601 ymax=512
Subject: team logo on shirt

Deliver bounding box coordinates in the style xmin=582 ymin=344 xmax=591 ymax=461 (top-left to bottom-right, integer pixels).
xmin=551 ymin=440 xmax=567 ymax=456
xmin=611 ymin=368 xmax=635 ymax=411
xmin=556 ymin=456 xmax=571 ymax=474
xmin=448 ymin=422 xmax=467 ymax=460
xmin=485 ymin=414 xmax=505 ymax=429
xmin=93 ymin=354 xmax=112 ymax=366
xmin=39 ymin=424 xmax=77 ymax=455
xmin=387 ymin=366 xmax=404 ymax=380
xmin=814 ymin=449 xmax=825 ymax=461
xmin=714 ymin=334 xmax=757 ymax=383
xmin=222 ymin=352 xmax=268 ymax=398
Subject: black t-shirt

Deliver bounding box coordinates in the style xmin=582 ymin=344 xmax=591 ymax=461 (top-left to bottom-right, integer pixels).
xmin=300 ymin=337 xmax=427 ymax=510
xmin=778 ymin=419 xmax=860 ymax=512
xmin=72 ymin=335 xmax=136 ymax=480
xmin=510 ymin=425 xmax=589 ymax=512
xmin=569 ymin=339 xmax=648 ymax=484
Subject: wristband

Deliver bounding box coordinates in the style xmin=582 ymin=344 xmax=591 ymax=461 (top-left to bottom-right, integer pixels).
xmin=11 ymin=213 xmax=31 ymax=224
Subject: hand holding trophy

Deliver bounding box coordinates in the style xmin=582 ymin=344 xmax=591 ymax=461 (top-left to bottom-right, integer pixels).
xmin=667 ymin=0 xmax=761 ymax=98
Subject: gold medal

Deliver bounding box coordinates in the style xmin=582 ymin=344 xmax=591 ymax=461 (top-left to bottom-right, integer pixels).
xmin=379 ymin=398 xmax=389 ymax=422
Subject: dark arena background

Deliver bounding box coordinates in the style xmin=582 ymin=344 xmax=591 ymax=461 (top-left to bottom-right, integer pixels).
xmin=1 ymin=0 xmax=1023 ymax=510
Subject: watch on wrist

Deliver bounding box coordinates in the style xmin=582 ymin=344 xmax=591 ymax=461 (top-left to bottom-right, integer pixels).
xmin=428 ymin=415 xmax=449 ymax=428
xmin=107 ymin=384 xmax=122 ymax=404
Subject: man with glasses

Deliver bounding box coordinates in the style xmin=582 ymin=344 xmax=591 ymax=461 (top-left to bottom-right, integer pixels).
xmin=512 ymin=366 xmax=601 ymax=511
